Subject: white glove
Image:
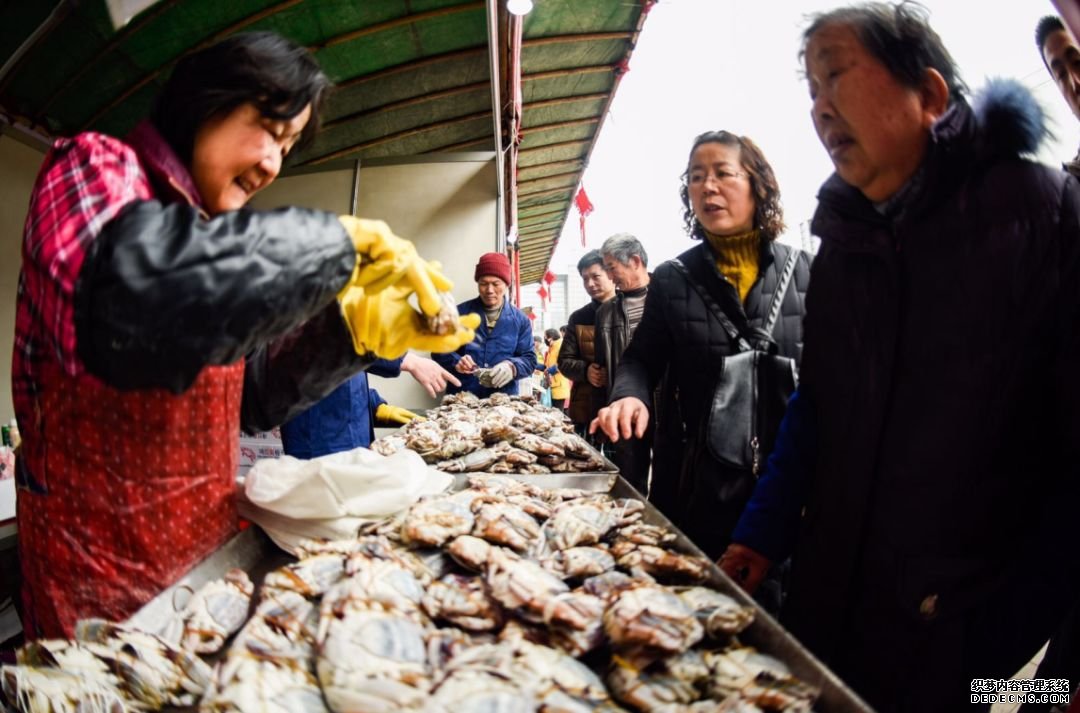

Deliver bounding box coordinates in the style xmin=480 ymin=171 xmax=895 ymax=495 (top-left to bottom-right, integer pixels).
xmin=488 ymin=361 xmax=516 ymax=389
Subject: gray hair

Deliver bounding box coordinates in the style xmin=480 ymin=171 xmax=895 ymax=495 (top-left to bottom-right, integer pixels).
xmin=600 ymin=233 xmax=648 ymax=268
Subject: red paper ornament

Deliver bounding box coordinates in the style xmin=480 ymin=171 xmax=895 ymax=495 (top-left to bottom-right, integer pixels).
xmin=575 ymin=186 xmax=594 ymax=247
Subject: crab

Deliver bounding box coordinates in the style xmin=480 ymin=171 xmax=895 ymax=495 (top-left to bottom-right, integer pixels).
xmin=261 ymin=553 xmax=346 ymax=599
xmin=484 ymin=547 xmax=570 ymax=624
xmin=616 ymin=545 xmax=710 ymax=582
xmin=163 ymin=568 xmax=253 ymax=654
xmin=471 ymin=498 xmax=542 ymax=552
xmin=422 ymin=574 xmax=504 ymax=632
xmin=438 ymin=443 xmax=512 ymax=473
xmin=702 ymin=647 xmax=818 ymax=711
xmin=74 ymin=618 xmax=213 ymax=709
xmin=543 ymin=500 xmax=617 ymax=551
xmin=232 ymin=589 xmax=318 ymax=661
xmin=317 ymin=608 xmax=431 ymax=713
xmin=370 ymin=433 xmax=406 ymax=457
xmin=543 ymin=546 xmax=616 ymax=580
xmin=201 ymin=649 xmax=328 ymax=713
xmin=512 ymin=432 xmax=565 ymax=457
xmin=445 ymin=534 xmax=493 ymax=571
xmin=602 ymin=585 xmax=704 ymax=653
xmin=675 ymin=587 xmax=756 ymax=638
xmin=0 ymin=665 xmax=127 ymax=713
xmin=401 ymin=497 xmax=475 ymax=547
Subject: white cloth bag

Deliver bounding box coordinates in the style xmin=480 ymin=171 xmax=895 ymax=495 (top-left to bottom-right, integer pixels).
xmin=240 ymin=447 xmax=451 ymax=554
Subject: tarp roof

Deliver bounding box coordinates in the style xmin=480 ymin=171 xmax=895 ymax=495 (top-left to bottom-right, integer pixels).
xmin=0 ymin=0 xmax=651 ymax=284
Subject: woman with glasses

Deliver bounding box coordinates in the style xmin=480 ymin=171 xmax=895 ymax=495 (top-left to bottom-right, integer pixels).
xmin=592 ymin=131 xmax=811 ymax=604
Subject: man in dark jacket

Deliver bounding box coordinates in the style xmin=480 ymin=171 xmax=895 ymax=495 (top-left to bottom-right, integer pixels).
xmin=594 ymin=234 xmax=652 ymax=492
xmin=720 ymin=4 xmax=1080 ymax=711
xmin=433 ymin=252 xmax=536 ymax=397
xmin=559 ymin=250 xmax=616 ymax=437
xmin=1023 ymin=17 xmax=1080 ymax=711
xmin=1038 ymin=15 xmax=1080 ymax=180
xmin=281 ymin=353 xmax=458 ymax=458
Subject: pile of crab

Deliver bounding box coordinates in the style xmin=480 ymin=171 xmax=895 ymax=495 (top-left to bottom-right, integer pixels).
xmin=0 ymin=476 xmax=821 ymax=712
xmin=371 ymin=391 xmax=609 ymax=474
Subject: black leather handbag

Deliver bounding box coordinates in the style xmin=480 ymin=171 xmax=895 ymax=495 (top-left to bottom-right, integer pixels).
xmin=671 ymin=246 xmax=800 ymax=477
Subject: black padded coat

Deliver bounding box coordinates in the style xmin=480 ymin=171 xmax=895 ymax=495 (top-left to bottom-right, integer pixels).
xmin=609 ymin=239 xmax=811 ymax=557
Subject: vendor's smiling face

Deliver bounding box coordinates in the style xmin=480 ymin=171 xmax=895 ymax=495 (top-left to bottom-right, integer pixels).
xmin=190 ymin=102 xmax=311 ymax=215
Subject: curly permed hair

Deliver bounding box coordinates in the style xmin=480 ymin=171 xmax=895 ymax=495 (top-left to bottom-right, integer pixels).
xmin=679 ymin=131 xmax=785 ymax=242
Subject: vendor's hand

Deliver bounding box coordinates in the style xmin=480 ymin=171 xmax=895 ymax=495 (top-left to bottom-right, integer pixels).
xmin=402 ymin=353 xmax=460 ymax=398
xmin=488 ymin=361 xmax=516 ymax=389
xmin=375 ymin=403 xmax=422 ymax=426
xmin=591 ymin=397 xmax=649 ymax=442
xmin=339 ymin=283 xmax=480 ymax=360
xmin=586 ymin=363 xmax=607 ymax=388
xmin=456 ymin=355 xmax=478 ymax=375
xmin=718 ymin=543 xmax=771 ymax=595
xmin=338 ymin=216 xmax=452 ymax=316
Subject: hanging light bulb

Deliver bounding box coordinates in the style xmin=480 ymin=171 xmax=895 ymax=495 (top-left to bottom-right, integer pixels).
xmin=507 ymin=0 xmax=533 ymax=16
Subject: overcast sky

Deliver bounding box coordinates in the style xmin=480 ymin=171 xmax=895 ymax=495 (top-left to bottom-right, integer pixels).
xmin=537 ymin=0 xmax=1076 ymax=281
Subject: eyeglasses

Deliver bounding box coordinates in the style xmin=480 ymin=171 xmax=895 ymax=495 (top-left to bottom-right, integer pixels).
xmin=689 ymin=169 xmax=749 ymax=186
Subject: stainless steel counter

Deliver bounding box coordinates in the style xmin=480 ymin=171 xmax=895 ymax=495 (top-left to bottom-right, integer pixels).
xmin=129 ymin=475 xmax=875 ymax=713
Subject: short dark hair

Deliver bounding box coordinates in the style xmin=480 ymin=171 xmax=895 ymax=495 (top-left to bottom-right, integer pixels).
xmin=577 ymin=249 xmax=603 ymax=275
xmin=802 ymin=2 xmax=966 ymax=106
xmin=152 ymin=32 xmax=331 ymax=164
xmin=544 ymin=328 xmax=560 ymax=340
xmin=680 ymin=131 xmax=786 ymax=242
xmin=1036 ymin=16 xmax=1068 ymax=68
xmin=1037 ymin=16 xmax=1067 ymax=52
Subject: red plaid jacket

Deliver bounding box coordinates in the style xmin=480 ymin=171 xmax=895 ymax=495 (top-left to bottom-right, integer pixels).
xmin=14 ymin=121 xmax=365 ymax=638
xmin=14 ymin=125 xmax=241 ymax=638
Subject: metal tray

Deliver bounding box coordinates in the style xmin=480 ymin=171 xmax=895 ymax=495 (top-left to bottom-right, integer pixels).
xmin=451 ymin=470 xmax=617 ymax=493
xmin=609 ymin=479 xmax=875 ymax=713
xmin=128 ymin=477 xmax=874 ymax=713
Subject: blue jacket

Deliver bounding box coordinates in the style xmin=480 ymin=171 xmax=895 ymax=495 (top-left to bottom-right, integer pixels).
xmin=280 ymin=358 xmax=403 ymax=458
xmin=433 ymin=296 xmax=536 ymax=397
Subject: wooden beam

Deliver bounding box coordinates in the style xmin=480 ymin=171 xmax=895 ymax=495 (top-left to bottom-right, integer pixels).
xmin=324 ymin=81 xmax=489 ymax=129
xmin=319 ymin=2 xmax=484 ymax=49
xmin=306 ymin=110 xmax=491 ymax=165
xmin=81 ymin=0 xmax=306 ymax=130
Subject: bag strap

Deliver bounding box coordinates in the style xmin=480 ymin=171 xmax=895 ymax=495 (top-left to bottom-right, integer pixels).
xmin=762 ymin=245 xmax=800 ymax=335
xmin=670 ymin=258 xmax=752 ymax=352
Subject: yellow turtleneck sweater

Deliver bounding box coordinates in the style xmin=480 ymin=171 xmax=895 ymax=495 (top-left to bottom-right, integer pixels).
xmin=704 ymin=228 xmax=760 ymax=303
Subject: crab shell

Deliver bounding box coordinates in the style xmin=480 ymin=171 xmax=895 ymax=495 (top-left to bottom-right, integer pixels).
xmin=401 ymin=497 xmax=475 ymax=547
xmin=676 ymin=587 xmax=756 ymax=638
xmin=317 ymin=609 xmax=431 ymax=712
xmin=603 ymin=586 xmax=704 ymax=654
xmin=421 ymin=574 xmax=503 ymax=632
xmin=484 ymin=547 xmax=569 ymax=623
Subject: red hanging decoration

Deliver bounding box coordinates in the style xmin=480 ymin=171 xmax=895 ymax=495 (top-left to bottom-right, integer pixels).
xmin=542 ymin=270 xmax=556 ymax=285
xmin=575 ymin=186 xmax=594 ymax=247
xmin=537 ymin=285 xmax=548 ymax=310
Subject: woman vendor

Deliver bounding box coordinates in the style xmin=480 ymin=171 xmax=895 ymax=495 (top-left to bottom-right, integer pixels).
xmin=12 ymin=31 xmax=477 ymax=638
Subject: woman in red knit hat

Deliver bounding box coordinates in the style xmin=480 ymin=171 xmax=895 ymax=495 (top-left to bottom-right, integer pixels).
xmin=432 ymin=252 xmax=537 ymax=396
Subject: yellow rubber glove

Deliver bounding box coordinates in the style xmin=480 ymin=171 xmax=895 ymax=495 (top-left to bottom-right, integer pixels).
xmin=339 ymin=282 xmax=481 ymax=360
xmin=375 ymin=403 xmax=422 ymax=426
xmin=338 ymin=216 xmax=452 ymax=316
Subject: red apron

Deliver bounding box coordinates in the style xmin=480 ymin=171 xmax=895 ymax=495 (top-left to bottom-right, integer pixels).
xmin=17 ymin=360 xmax=243 ymax=638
